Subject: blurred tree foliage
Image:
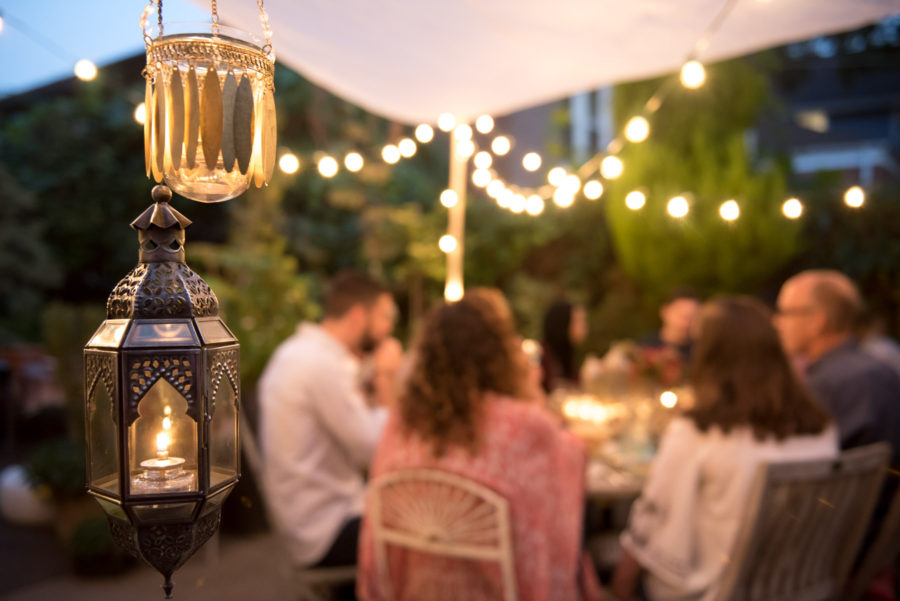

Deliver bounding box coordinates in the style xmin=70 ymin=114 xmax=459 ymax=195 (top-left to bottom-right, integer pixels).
xmin=605 ymin=59 xmax=802 ymax=303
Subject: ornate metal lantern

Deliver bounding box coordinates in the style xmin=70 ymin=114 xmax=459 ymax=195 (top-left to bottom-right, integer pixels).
xmin=140 ymin=0 xmax=277 ymax=202
xmin=84 ymin=185 xmax=240 ymax=597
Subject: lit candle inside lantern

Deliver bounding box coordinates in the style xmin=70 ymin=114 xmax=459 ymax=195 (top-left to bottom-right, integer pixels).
xmin=131 ymin=405 xmax=197 ymax=494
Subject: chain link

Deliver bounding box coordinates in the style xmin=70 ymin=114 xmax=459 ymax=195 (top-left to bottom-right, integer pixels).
xmin=211 ymin=0 xmax=219 ymax=34
xmin=256 ymin=0 xmax=274 ymax=57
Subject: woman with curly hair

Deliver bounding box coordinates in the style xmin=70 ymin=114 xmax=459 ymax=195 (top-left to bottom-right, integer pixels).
xmin=357 ymin=289 xmax=588 ymax=601
xmin=612 ymin=296 xmax=838 ymax=601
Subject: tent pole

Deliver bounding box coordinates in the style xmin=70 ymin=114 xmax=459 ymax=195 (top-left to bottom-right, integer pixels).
xmin=444 ymin=135 xmax=467 ymax=301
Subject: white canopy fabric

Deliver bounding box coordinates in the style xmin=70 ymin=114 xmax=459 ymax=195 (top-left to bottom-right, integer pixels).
xmin=200 ymin=0 xmax=898 ymax=125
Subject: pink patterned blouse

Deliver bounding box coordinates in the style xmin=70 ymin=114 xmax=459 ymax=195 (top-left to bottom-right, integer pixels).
xmin=358 ymin=394 xmax=586 ymax=601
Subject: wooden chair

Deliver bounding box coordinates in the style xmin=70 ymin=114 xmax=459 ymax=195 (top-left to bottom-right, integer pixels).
xmin=844 ymin=473 xmax=900 ymax=601
xmin=712 ymin=442 xmax=890 ymax=601
xmin=369 ymin=468 xmax=517 ymax=601
xmin=239 ymin=408 xmax=356 ymax=601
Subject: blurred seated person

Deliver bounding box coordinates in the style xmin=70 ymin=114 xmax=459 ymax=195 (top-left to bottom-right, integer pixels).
xmin=612 ymin=296 xmax=838 ymax=601
xmin=541 ymin=300 xmax=588 ymax=392
xmin=358 ymin=289 xmax=588 ymax=601
xmin=638 ymin=288 xmax=700 ymax=365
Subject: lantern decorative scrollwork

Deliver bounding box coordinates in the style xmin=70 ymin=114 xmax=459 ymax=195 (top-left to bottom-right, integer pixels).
xmin=140 ymin=0 xmax=277 ymax=202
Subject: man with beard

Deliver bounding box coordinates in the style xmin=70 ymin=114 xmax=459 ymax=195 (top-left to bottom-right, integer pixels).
xmin=259 ymin=270 xmax=399 ymax=570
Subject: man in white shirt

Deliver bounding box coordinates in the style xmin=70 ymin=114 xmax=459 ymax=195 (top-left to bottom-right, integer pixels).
xmin=258 ymin=270 xmax=398 ymax=568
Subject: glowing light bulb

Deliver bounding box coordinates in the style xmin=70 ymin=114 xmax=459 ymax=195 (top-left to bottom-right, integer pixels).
xmin=547 ymin=167 xmax=567 ymax=187
xmin=553 ymin=187 xmax=575 ymax=208
xmin=134 ymin=102 xmax=146 ymax=125
xmin=498 ymin=189 xmax=514 ymax=208
xmin=522 ymin=152 xmax=542 ymax=172
xmin=486 ymin=180 xmax=505 ymax=198
xmin=474 ymin=151 xmax=493 ymax=169
xmin=584 ymin=180 xmax=604 ymax=200
xmin=440 ymin=189 xmax=458 ymax=208
xmin=437 ymin=113 xmax=456 ymax=132
xmin=719 ymin=199 xmax=740 ymax=221
xmin=491 ymin=136 xmax=511 ymax=156
xmin=782 ymin=198 xmax=803 ymax=219
xmin=476 ymin=115 xmax=494 ymax=134
xmin=562 ymin=174 xmax=581 ymax=193
xmin=472 ymin=168 xmax=492 ymax=188
xmin=318 ymin=156 xmax=339 ymax=177
xmin=601 ymin=155 xmax=624 ymax=179
xmin=279 ymin=153 xmax=300 ymax=174
xmin=667 ymin=196 xmax=689 ymax=218
xmin=624 ymin=116 xmax=650 ymax=142
xmin=74 ymin=59 xmax=97 ymax=81
xmin=625 ymin=191 xmax=646 ymax=210
xmin=453 ymin=124 xmax=473 ymax=141
xmin=415 ymin=124 xmax=434 ymax=143
xmin=525 ymin=195 xmax=545 ymax=216
xmin=660 ymin=390 xmax=678 ymax=408
xmin=344 ymin=152 xmax=364 ymax=172
xmin=439 ymin=234 xmax=458 ymax=253
xmin=444 ymin=279 xmax=463 ymax=302
xmin=681 ymin=60 xmax=706 ymax=89
xmin=382 ymin=144 xmax=401 ymax=164
xmin=844 ymin=186 xmax=864 ymax=208
xmin=510 ymin=194 xmax=527 ymax=214
xmin=398 ymin=138 xmax=417 ymax=158
xmin=456 ymin=139 xmax=475 ymax=158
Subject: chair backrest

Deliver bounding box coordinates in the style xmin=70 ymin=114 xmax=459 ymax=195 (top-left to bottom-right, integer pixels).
xmin=369 ymin=468 xmax=516 ymax=601
xmin=844 ymin=472 xmax=900 ymax=601
xmin=713 ymin=442 xmax=890 ymax=601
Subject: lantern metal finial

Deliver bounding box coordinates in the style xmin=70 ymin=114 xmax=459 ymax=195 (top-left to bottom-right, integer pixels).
xmin=85 ymin=185 xmax=241 ymax=598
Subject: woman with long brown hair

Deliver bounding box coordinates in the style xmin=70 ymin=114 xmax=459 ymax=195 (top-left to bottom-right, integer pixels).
xmin=357 ymin=289 xmax=587 ymax=601
xmin=612 ymin=295 xmax=838 ymax=601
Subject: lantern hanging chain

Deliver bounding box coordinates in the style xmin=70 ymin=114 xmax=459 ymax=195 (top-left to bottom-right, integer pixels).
xmin=157 ymin=0 xmax=163 ymax=38
xmin=140 ymin=0 xmax=161 ymax=48
xmin=210 ymin=0 xmax=219 ymax=35
xmin=257 ymin=0 xmax=274 ymax=57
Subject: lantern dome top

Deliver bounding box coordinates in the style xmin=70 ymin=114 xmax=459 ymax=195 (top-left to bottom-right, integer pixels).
xmin=131 ymin=185 xmax=192 ymax=231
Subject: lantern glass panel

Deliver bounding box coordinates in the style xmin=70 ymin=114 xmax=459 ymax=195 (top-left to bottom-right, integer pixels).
xmin=209 ymin=377 xmax=238 ymax=490
xmin=88 ymin=379 xmax=119 ymax=495
xmin=132 ymin=501 xmax=199 ymax=523
xmin=196 ymin=318 xmax=236 ymax=345
xmin=124 ymin=321 xmax=198 ymax=347
xmin=129 ymin=380 xmax=198 ymax=495
xmin=88 ymin=320 xmax=129 ymax=348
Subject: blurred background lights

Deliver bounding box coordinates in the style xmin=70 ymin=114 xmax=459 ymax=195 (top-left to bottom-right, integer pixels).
xmin=844 ymin=186 xmax=865 ymax=208
xmin=472 ymin=168 xmax=492 ymax=187
xmin=522 ymin=152 xmax=542 ymax=172
xmin=583 ymin=180 xmax=604 ymax=200
xmin=74 ymin=59 xmax=98 ymax=81
xmin=438 ymin=234 xmax=458 ymax=253
xmin=719 ymin=199 xmax=740 ymax=221
xmin=440 ymin=189 xmax=458 ymax=208
xmin=415 ymin=124 xmax=434 ymax=143
xmin=525 ymin=195 xmax=545 ymax=216
xmin=437 ymin=113 xmax=456 ymax=132
xmin=486 ymin=180 xmax=505 ymax=198
xmin=491 ymin=136 xmax=511 ymax=156
xmin=624 ymin=116 xmax=650 ymax=142
xmin=600 ymin=155 xmax=624 ymax=179
xmin=680 ymin=60 xmax=706 ymax=88
xmin=382 ymin=144 xmax=401 ymax=164
xmin=279 ymin=153 xmax=300 ymax=174
xmin=453 ymin=124 xmax=473 ymax=141
xmin=553 ymin=187 xmax=575 ymax=208
xmin=562 ymin=174 xmax=581 ymax=193
xmin=456 ymin=139 xmax=475 ymax=158
xmin=344 ymin=152 xmax=364 ymax=172
xmin=398 ymin=138 xmax=417 ymax=158
xmin=444 ymin=279 xmax=463 ymax=302
xmin=660 ymin=390 xmax=678 ymax=408
xmin=625 ymin=190 xmax=646 ymax=210
xmin=667 ymin=195 xmax=689 ymax=218
xmin=474 ymin=151 xmax=493 ymax=169
xmin=475 ymin=115 xmax=494 ymax=134
xmin=134 ymin=102 xmax=146 ymax=125
xmin=498 ymin=188 xmax=514 ymax=208
xmin=510 ymin=194 xmax=527 ymax=214
xmin=783 ymin=198 xmax=803 ymax=219
xmin=547 ymin=167 xmax=567 ymax=187
xmin=317 ymin=156 xmax=338 ymax=177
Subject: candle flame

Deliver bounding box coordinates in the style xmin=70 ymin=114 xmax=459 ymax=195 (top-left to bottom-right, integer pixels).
xmin=156 ymin=432 xmax=170 ymax=457
xmin=162 ymin=416 xmax=172 ymax=430
xmin=164 ymin=405 xmax=172 ymax=417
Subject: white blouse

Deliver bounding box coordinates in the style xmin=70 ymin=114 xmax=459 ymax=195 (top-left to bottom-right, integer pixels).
xmin=621 ymin=416 xmax=838 ymax=601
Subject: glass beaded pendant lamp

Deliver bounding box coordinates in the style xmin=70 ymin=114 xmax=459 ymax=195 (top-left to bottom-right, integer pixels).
xmin=140 ymin=0 xmax=277 ymax=202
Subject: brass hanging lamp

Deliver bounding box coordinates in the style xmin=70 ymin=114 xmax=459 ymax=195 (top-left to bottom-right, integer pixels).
xmin=140 ymin=0 xmax=277 ymax=202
